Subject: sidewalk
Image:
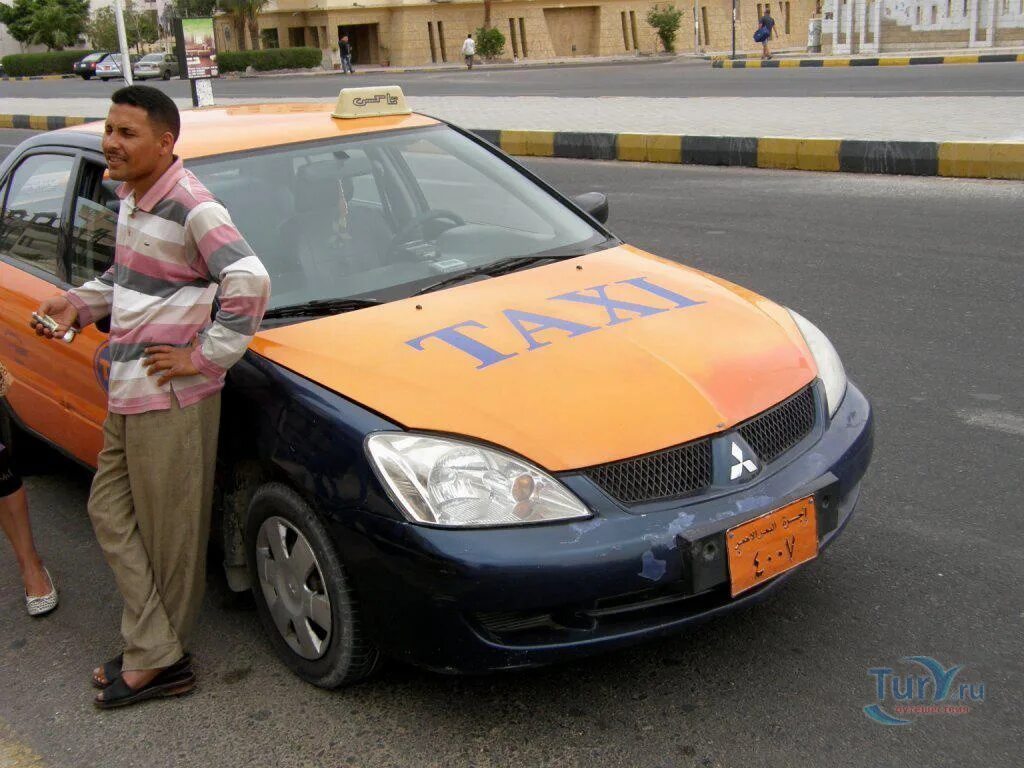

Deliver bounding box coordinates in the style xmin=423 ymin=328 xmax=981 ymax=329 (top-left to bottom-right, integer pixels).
xmin=2 ymin=95 xmax=1022 ymax=179
xmin=4 ymin=95 xmax=1021 ymax=143
xmin=709 ymin=44 xmax=1024 ymax=68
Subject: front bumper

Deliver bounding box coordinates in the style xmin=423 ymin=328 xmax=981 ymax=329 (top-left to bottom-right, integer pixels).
xmin=335 ymin=381 xmax=873 ymax=674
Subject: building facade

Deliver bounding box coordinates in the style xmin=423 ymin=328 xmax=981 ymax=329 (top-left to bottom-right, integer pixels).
xmin=822 ymin=0 xmax=1024 ymax=52
xmin=213 ymin=1 xmax=822 ymax=66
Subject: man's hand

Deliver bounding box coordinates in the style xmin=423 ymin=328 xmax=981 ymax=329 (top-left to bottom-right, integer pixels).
xmin=31 ymin=295 xmax=78 ymax=339
xmin=143 ymin=340 xmax=201 ymax=386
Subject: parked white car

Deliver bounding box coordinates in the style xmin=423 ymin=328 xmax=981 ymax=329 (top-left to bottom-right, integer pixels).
xmin=134 ymin=52 xmax=180 ymax=80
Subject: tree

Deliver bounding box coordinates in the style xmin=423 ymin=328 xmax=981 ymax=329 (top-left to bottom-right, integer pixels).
xmin=646 ymin=5 xmax=684 ymax=52
xmin=0 ymin=0 xmax=89 ymax=48
xmin=219 ymin=0 xmax=248 ymax=51
xmin=168 ymin=0 xmax=217 ymax=17
xmin=243 ymin=0 xmax=269 ymax=52
xmin=87 ymin=2 xmax=159 ymax=53
xmin=473 ymin=26 xmax=504 ymax=60
xmin=483 ymin=0 xmax=492 ymax=30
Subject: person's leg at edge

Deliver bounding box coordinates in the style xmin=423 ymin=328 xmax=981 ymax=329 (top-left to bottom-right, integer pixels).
xmin=88 ymin=411 xmax=184 ymax=694
xmin=0 ymin=473 xmax=52 ymax=598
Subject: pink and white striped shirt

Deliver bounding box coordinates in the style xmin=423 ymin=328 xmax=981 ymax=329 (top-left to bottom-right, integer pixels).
xmin=67 ymin=158 xmax=271 ymax=415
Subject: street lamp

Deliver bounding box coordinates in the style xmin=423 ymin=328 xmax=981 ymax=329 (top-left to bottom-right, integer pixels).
xmin=731 ymin=0 xmax=737 ymax=60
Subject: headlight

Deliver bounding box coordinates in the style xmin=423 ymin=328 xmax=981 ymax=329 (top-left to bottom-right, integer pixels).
xmin=787 ymin=309 xmax=848 ymax=417
xmin=366 ymin=433 xmax=592 ymax=528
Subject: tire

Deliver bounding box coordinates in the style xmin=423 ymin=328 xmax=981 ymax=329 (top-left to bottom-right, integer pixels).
xmin=245 ymin=482 xmax=381 ymax=688
xmin=161 ymin=69 xmax=171 ymax=80
xmin=80 ymin=74 xmax=91 ymax=80
xmin=100 ymin=77 xmax=110 ymax=82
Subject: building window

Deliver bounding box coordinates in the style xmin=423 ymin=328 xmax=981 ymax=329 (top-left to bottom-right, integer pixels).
xmin=621 ymin=11 xmax=630 ymax=50
xmin=629 ymin=10 xmax=639 ymax=50
xmin=700 ymin=6 xmax=710 ymax=45
xmin=509 ymin=18 xmax=519 ymax=57
xmin=437 ymin=20 xmax=447 ymax=63
xmin=784 ymin=1 xmax=791 ymax=32
xmin=519 ymin=18 xmax=528 ymax=57
xmin=261 ymin=28 xmax=279 ymax=49
xmin=428 ymin=22 xmax=438 ymax=63
xmin=288 ymin=27 xmax=304 ymax=47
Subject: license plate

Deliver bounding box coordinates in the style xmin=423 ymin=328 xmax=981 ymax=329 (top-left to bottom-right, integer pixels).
xmin=726 ymin=496 xmax=818 ymax=597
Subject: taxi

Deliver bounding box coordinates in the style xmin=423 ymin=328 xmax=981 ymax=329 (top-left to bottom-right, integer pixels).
xmin=0 ymin=87 xmax=873 ymax=687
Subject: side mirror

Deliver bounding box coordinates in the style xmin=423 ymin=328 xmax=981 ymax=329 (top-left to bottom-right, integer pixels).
xmin=573 ymin=192 xmax=609 ymax=224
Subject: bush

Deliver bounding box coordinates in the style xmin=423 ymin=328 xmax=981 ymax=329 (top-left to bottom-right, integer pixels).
xmin=473 ymin=27 xmax=505 ymax=60
xmin=1 ymin=49 xmax=94 ymax=76
xmin=647 ymin=5 xmax=684 ymax=52
xmin=217 ymin=47 xmax=322 ymax=73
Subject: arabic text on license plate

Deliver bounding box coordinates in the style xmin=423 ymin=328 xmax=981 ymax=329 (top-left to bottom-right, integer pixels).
xmin=726 ymin=496 xmax=818 ymax=597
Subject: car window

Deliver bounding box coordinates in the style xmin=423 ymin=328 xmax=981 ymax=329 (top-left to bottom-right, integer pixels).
xmin=189 ymin=125 xmax=604 ymax=311
xmin=0 ymin=153 xmax=74 ymax=279
xmin=68 ymin=163 xmax=118 ymax=286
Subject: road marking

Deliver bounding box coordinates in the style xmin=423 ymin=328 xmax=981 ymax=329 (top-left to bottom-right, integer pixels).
xmin=956 ymin=408 xmax=1024 ymax=437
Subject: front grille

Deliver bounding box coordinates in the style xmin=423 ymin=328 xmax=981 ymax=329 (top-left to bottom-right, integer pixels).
xmin=738 ymin=384 xmax=816 ymax=464
xmin=583 ymin=438 xmax=713 ymax=505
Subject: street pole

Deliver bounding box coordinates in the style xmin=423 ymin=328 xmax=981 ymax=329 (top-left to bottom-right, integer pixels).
xmin=113 ymin=0 xmax=134 ymax=85
xmin=731 ymin=0 xmax=737 ymax=60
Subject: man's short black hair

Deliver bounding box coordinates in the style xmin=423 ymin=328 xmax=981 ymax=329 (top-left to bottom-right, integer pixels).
xmin=110 ymin=85 xmax=180 ymax=141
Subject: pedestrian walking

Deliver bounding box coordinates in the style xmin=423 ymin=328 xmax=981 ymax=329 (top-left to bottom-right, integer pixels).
xmin=462 ymin=34 xmax=476 ymax=69
xmin=0 ymin=361 xmax=58 ymax=618
xmin=755 ymin=7 xmax=778 ymax=60
xmin=31 ymin=85 xmax=270 ymax=709
xmin=339 ymin=35 xmax=354 ymax=74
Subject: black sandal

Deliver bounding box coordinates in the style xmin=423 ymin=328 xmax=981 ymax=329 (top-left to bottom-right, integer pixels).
xmin=92 ymin=653 xmax=124 ymax=690
xmin=94 ymin=660 xmax=195 ymax=709
xmin=92 ymin=652 xmax=192 ymax=690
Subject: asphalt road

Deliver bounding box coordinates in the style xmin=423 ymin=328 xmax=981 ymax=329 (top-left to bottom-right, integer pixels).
xmin=4 ymin=57 xmax=1024 ymax=99
xmin=1 ymin=131 xmax=1022 ymax=767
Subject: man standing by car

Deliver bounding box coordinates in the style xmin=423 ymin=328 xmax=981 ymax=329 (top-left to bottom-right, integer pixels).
xmin=461 ymin=34 xmax=476 ymax=69
xmin=339 ymin=35 xmax=354 ymax=74
xmin=32 ymin=85 xmax=270 ymax=709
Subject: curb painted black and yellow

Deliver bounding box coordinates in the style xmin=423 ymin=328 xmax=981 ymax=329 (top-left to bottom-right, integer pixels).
xmin=471 ymin=129 xmax=1024 ymax=181
xmin=713 ymin=52 xmax=1024 ymax=68
xmin=0 ymin=114 xmax=100 ymax=130
xmin=2 ymin=114 xmax=1021 ymax=181
xmin=0 ymin=73 xmax=77 ymax=82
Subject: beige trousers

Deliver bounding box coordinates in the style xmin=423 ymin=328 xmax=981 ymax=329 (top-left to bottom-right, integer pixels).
xmin=88 ymin=394 xmax=220 ymax=671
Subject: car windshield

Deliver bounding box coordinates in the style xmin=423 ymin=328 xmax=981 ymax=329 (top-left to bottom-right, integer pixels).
xmin=141 ymin=54 xmax=162 ymax=62
xmin=83 ymin=53 xmax=105 ymax=62
xmin=188 ymin=125 xmax=609 ymax=313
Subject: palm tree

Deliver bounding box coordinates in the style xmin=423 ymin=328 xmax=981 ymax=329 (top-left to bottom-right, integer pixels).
xmin=219 ymin=0 xmax=248 ymax=50
xmin=243 ymin=0 xmax=268 ymax=51
xmin=483 ymin=0 xmax=491 ymax=29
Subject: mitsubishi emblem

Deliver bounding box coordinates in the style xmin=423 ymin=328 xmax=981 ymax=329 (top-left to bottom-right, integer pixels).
xmin=729 ymin=441 xmax=758 ymax=480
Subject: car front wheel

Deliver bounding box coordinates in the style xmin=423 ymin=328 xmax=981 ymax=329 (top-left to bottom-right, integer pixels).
xmin=162 ymin=69 xmax=171 ymax=80
xmin=245 ymin=482 xmax=381 ymax=688
xmin=80 ymin=74 xmax=91 ymax=80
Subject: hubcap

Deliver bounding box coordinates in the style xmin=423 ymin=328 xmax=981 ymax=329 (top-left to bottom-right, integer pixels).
xmin=255 ymin=516 xmax=333 ymax=660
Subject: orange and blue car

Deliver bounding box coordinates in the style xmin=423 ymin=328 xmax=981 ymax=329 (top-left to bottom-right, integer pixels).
xmin=0 ymin=88 xmax=872 ymax=686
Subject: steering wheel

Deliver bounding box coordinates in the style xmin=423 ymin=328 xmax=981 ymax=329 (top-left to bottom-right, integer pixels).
xmin=386 ymin=209 xmax=465 ymax=261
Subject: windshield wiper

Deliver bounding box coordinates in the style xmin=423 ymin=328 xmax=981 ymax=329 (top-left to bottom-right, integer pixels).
xmin=262 ymin=297 xmax=382 ymax=319
xmin=414 ymin=254 xmax=579 ymax=296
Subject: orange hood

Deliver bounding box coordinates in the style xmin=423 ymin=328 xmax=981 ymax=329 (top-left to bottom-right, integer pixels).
xmin=250 ymin=246 xmax=816 ymax=471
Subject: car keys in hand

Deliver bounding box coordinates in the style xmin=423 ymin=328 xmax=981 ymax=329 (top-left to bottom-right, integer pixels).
xmin=31 ymin=312 xmax=77 ymax=343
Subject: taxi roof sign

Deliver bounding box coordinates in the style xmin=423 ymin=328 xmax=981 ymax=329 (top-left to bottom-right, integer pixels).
xmin=332 ymin=86 xmax=411 ymax=119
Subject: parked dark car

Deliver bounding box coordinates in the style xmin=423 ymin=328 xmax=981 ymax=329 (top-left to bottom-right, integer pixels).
xmin=73 ymin=51 xmax=111 ymax=80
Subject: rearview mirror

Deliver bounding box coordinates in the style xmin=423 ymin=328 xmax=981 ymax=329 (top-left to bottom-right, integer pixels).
xmin=573 ymin=192 xmax=609 ymax=224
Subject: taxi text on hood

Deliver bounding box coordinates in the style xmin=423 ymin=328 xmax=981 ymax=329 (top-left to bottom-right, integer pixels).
xmin=251 ymin=246 xmax=817 ymax=471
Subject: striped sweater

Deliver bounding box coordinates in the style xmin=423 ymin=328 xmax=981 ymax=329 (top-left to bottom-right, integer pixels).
xmin=67 ymin=158 xmax=271 ymax=415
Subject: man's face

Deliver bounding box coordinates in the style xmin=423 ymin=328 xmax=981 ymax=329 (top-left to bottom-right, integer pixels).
xmin=102 ymin=103 xmax=172 ymax=182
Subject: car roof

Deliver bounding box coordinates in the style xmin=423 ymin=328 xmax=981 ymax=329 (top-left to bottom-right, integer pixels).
xmin=60 ymin=103 xmax=440 ymax=160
